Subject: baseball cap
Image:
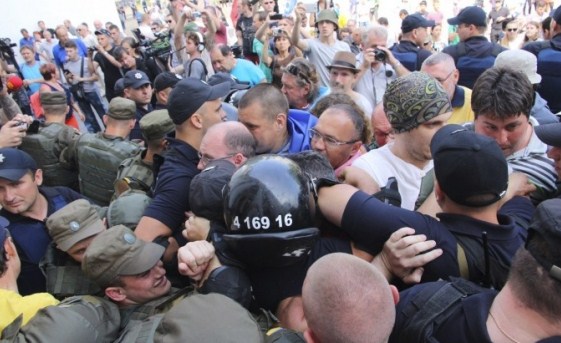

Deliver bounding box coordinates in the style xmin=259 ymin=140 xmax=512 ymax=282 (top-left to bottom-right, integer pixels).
xmin=82 ymin=225 xmax=164 ymax=288
xmin=123 ymin=70 xmax=151 ymax=89
xmin=208 ymin=72 xmax=250 ymax=91
xmin=46 ymin=199 xmax=105 ymax=252
xmin=106 ymin=97 xmax=136 ymax=120
xmin=153 ymin=72 xmax=182 ymax=92
xmin=327 ymin=51 xmax=359 ymax=73
xmin=40 ymin=91 xmax=67 ymax=106
xmin=94 ymin=29 xmax=111 ymax=36
xmin=526 ymin=198 xmax=561 ymax=282
xmin=167 ymin=78 xmax=230 ymax=125
xmin=401 ymin=13 xmax=435 ymax=33
xmin=0 ymin=217 xmax=10 ymax=245
xmin=431 ymin=124 xmax=508 ymax=207
xmin=494 ymin=50 xmax=541 ymax=84
xmin=0 ymin=148 xmax=38 ymax=182
xmin=535 ymin=122 xmax=561 ymax=147
xmin=114 ymin=78 xmax=125 ymax=97
xmin=189 ymin=159 xmax=236 ymax=223
xmin=383 ymin=72 xmax=451 ymax=133
xmin=447 ymin=6 xmax=487 ymax=27
xmin=140 ymin=109 xmax=175 ymax=141
xmin=106 ymin=190 xmax=152 ymax=230
xmin=553 ymin=6 xmax=561 ymax=23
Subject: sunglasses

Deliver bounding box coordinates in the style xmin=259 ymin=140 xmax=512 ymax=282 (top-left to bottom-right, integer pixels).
xmin=285 ymin=64 xmax=310 ymax=84
xmin=507 ymin=28 xmax=517 ymax=32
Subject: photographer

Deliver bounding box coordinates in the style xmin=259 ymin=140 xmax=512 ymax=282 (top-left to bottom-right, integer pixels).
xmin=261 ymin=27 xmax=302 ymax=89
xmin=89 ymin=29 xmax=122 ymax=102
xmin=113 ymin=46 xmax=160 ymax=84
xmin=63 ymin=41 xmax=105 ymax=133
xmin=355 ymin=26 xmax=406 ymax=110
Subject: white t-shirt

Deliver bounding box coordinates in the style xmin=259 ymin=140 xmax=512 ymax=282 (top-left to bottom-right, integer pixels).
xmin=352 ymin=143 xmax=433 ymax=210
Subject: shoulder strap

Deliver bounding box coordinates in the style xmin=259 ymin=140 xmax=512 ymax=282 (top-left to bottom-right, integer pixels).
xmin=457 ymin=243 xmax=470 ymax=280
xmin=187 ymin=58 xmax=208 ymax=79
xmin=80 ymin=57 xmax=85 ymax=78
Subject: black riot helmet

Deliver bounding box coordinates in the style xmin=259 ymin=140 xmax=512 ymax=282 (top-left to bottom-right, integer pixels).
xmin=222 ymin=155 xmax=319 ymax=269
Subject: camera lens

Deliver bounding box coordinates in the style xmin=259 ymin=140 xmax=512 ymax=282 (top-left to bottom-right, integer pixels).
xmin=374 ymin=49 xmax=387 ymax=62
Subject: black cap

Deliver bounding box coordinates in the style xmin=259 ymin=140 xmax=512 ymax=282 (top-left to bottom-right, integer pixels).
xmin=401 ymin=13 xmax=435 ymax=33
xmin=447 ymin=6 xmax=487 ymax=27
xmin=94 ymin=29 xmax=111 ymax=36
xmin=535 ymin=122 xmax=561 ymax=147
xmin=167 ymin=78 xmax=230 ymax=125
xmin=207 ymin=72 xmax=250 ymax=91
xmin=189 ymin=160 xmax=236 ymax=223
xmin=553 ymin=6 xmax=561 ymax=23
xmin=123 ymin=70 xmax=151 ymax=89
xmin=0 ymin=148 xmax=38 ymax=182
xmin=527 ymin=199 xmax=561 ymax=282
xmin=431 ymin=124 xmax=508 ymax=207
xmin=154 ymin=72 xmax=183 ymax=92
xmin=114 ymin=78 xmax=125 ymax=96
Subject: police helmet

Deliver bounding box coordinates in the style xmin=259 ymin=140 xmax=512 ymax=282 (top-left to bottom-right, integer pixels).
xmin=222 ymin=155 xmax=319 ymax=269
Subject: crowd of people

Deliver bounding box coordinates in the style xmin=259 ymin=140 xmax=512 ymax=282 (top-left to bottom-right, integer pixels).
xmin=0 ymin=0 xmax=561 ymax=341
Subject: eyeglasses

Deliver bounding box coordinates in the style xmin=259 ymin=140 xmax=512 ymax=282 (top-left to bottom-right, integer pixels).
xmin=197 ymin=152 xmax=236 ymax=166
xmin=309 ymin=128 xmax=358 ymax=146
xmin=435 ymin=69 xmax=455 ymax=83
xmin=507 ymin=28 xmax=518 ymax=32
xmin=285 ymin=64 xmax=310 ymax=84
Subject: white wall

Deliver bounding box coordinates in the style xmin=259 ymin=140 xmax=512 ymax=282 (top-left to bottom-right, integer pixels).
xmin=0 ymin=0 xmax=121 ymax=60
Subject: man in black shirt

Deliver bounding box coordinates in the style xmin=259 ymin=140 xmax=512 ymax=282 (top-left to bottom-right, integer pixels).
xmin=89 ymin=29 xmax=123 ymax=101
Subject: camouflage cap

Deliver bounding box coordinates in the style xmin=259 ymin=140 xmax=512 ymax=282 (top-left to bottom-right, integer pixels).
xmin=140 ymin=109 xmax=175 ymax=141
xmin=153 ymin=293 xmax=263 ymax=342
xmin=81 ymin=225 xmax=164 ymax=288
xmin=107 ymin=190 xmax=152 ymax=230
xmin=106 ymin=97 xmax=136 ymax=120
xmin=46 ymin=199 xmax=106 ymax=252
xmin=383 ymin=71 xmax=451 ymax=133
xmin=40 ymin=91 xmax=67 ymax=106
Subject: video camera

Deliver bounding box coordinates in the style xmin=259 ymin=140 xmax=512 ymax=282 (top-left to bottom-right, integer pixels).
xmin=131 ymin=29 xmax=172 ymax=60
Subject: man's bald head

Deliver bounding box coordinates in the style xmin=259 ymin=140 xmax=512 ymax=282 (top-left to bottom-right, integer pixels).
xmin=302 ymin=253 xmax=397 ymax=343
xmin=371 ymin=103 xmax=393 ymax=147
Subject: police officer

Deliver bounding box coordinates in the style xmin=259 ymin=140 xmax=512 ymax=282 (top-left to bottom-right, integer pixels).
xmin=114 ymin=109 xmax=174 ymax=197
xmin=390 ymin=13 xmax=434 ymax=71
xmin=44 ymin=199 xmax=105 ymax=298
xmin=0 ymin=148 xmax=83 ymax=295
xmin=62 ymin=97 xmax=142 ymax=206
xmin=122 ymin=70 xmax=153 ymax=141
xmin=19 ymin=92 xmax=81 ymax=191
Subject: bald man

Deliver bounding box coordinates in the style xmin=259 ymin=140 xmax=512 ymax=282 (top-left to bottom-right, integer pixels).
xmin=370 ymin=102 xmax=394 ymax=149
xmin=302 ymin=253 xmax=399 ymax=343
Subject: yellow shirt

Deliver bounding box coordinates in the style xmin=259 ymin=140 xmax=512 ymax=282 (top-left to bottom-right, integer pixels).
xmin=0 ymin=288 xmax=59 ymax=331
xmin=448 ymin=86 xmax=474 ymax=125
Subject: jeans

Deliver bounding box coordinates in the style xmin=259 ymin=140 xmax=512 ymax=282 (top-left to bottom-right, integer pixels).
xmin=76 ymin=91 xmax=106 ymax=133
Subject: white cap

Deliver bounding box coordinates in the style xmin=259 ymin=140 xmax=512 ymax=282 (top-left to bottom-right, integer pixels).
xmin=494 ymin=49 xmax=542 ymax=84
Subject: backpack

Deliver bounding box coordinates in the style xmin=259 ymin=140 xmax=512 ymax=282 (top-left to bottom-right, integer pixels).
xmin=455 ymin=42 xmax=502 ymax=89
xmin=537 ymin=45 xmax=561 ymax=113
xmin=184 ymin=57 xmax=208 ymax=81
xmin=395 ymin=278 xmax=487 ymax=343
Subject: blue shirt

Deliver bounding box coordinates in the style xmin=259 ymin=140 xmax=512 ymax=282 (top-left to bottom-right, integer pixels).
xmin=52 ymin=39 xmax=88 ymax=67
xmin=231 ymin=58 xmax=266 ymax=87
xmin=19 ymin=36 xmax=34 ymax=48
xmin=20 ymin=61 xmax=43 ymax=94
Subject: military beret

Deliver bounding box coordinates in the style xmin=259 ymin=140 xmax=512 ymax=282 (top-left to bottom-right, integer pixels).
xmin=139 ymin=109 xmax=175 ymax=141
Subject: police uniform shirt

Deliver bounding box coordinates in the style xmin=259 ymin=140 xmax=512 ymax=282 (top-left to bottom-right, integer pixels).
xmin=340 ymin=191 xmax=533 ymax=288
xmin=390 ymin=40 xmax=432 ymax=71
xmin=142 ymin=138 xmax=199 ymax=245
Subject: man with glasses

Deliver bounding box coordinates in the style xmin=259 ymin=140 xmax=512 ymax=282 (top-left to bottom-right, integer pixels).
xmin=281 ymin=57 xmax=326 ymax=111
xmin=352 ymin=72 xmax=452 ymax=210
xmin=310 ymin=104 xmax=367 ymax=177
xmin=238 ymin=83 xmax=317 ymax=154
xmin=442 ymin=6 xmax=505 ymax=89
xmin=421 ymin=52 xmax=474 ymax=124
xmin=135 ymin=78 xmax=230 ymax=263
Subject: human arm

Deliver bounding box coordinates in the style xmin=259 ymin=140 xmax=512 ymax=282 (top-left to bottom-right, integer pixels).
xmin=255 ymin=15 xmax=270 ymax=43
xmin=378 ymin=46 xmax=410 ymax=77
xmin=96 ymin=45 xmax=122 ymax=68
xmin=177 ymin=240 xmax=221 ymax=287
xmin=292 ymin=10 xmax=309 ymax=51
xmin=371 ymin=227 xmax=443 ymax=284
xmin=203 ymin=9 xmax=218 ymax=47
xmin=261 ymin=35 xmax=273 ymax=67
xmin=0 ymin=116 xmax=33 ymax=148
xmin=0 ymin=80 xmax=22 ymax=121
